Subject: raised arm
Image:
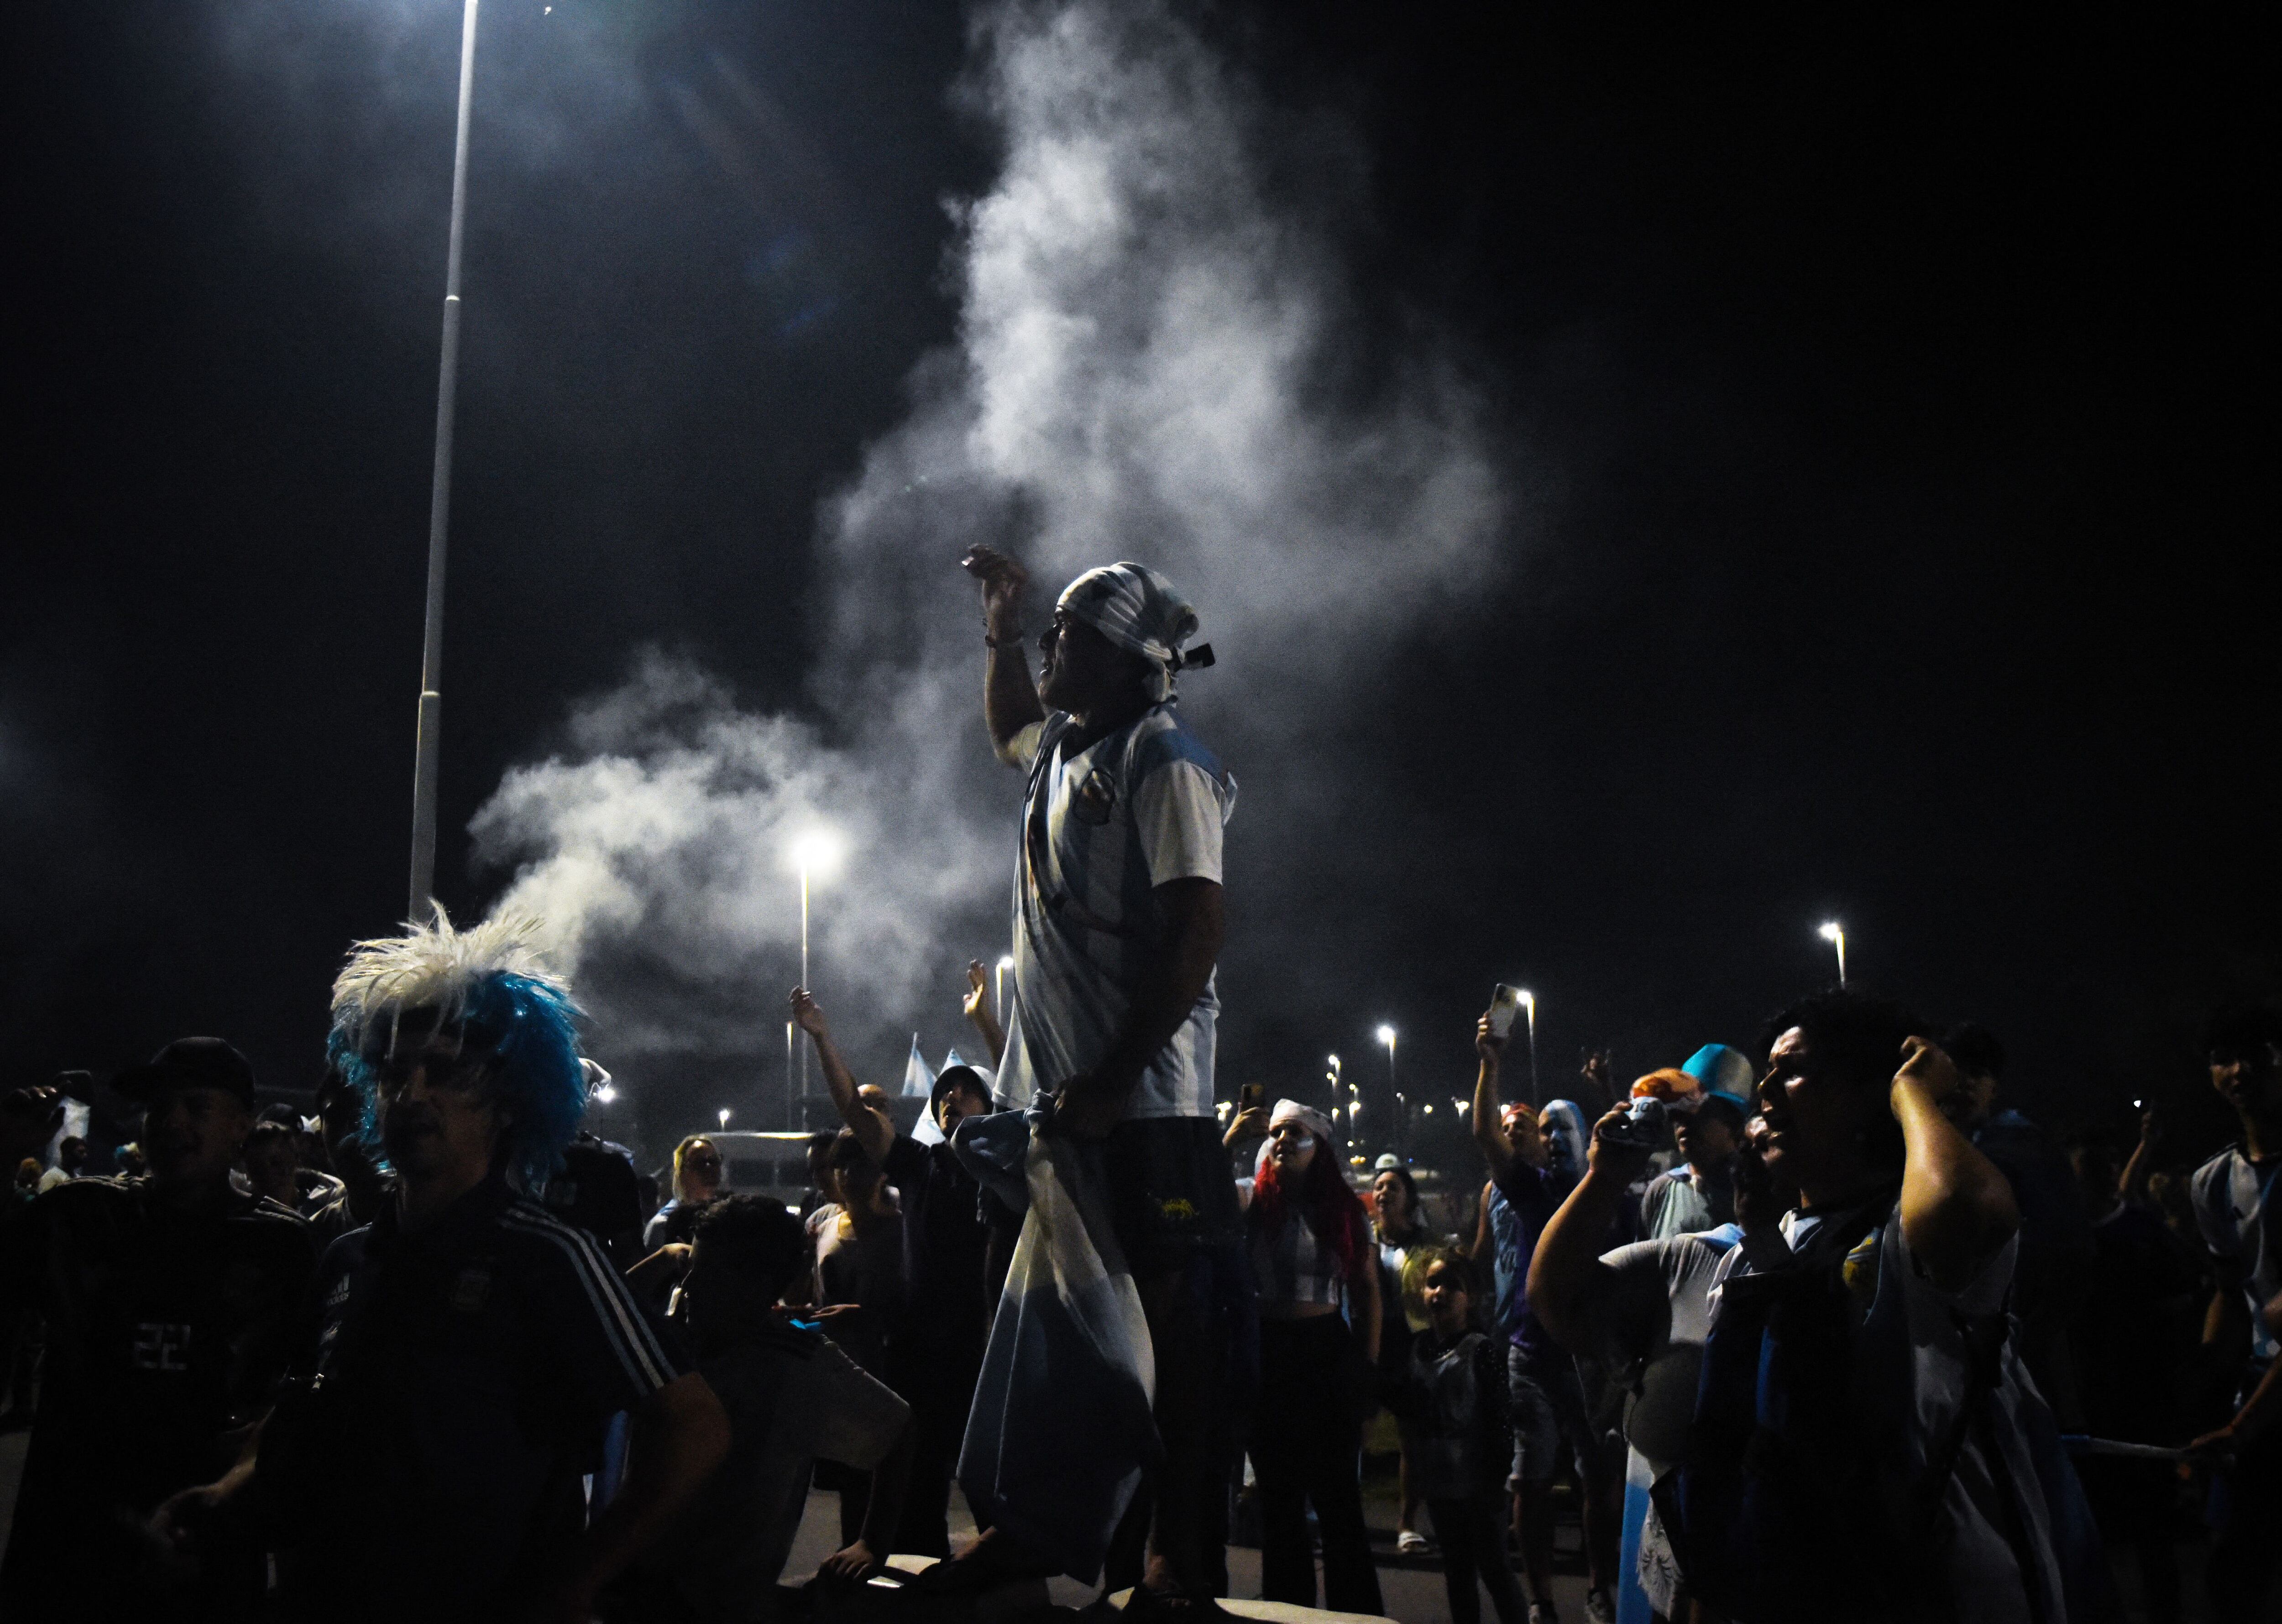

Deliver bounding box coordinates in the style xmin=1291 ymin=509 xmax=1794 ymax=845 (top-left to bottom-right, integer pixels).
xmin=1889 ymin=1038 xmax=2021 ymax=1294
xmin=1053 ymin=877 xmax=1225 ymax=1136
xmin=1528 ymin=1104 xmax=1652 ymax=1352
xmin=2119 ymin=1106 xmax=2164 ymax=1208
xmin=963 ymin=546 xmax=1046 ymax=763
xmin=963 ymin=959 xmax=1007 ymax=1066
xmin=792 ymin=988 xmax=893 ymax=1165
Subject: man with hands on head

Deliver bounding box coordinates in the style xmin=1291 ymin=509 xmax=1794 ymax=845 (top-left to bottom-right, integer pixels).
xmin=955 ymin=544 xmax=1238 ymax=1608
xmin=1639 ymin=992 xmax=2111 ymax=1624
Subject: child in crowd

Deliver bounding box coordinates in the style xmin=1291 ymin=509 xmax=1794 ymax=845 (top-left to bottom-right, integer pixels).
xmin=1382 ymin=1248 xmax=1530 ymax=1624
xmin=626 ymin=1194 xmax=912 ymax=1623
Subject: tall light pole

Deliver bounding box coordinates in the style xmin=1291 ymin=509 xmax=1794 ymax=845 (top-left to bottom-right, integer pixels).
xmin=1819 ymin=920 xmax=1847 ymax=987
xmin=1326 ymin=1054 xmax=1344 ymax=1153
xmin=407 ymin=0 xmax=482 ymax=924
xmin=787 ymin=829 xmax=846 ymax=1107
xmin=785 ymin=1021 xmax=795 ymax=1131
xmin=996 ymin=954 xmax=1014 ymax=1029
xmin=1376 ymin=1024 xmax=1397 ymax=1145
xmin=1518 ymin=988 xmax=1539 ymax=1105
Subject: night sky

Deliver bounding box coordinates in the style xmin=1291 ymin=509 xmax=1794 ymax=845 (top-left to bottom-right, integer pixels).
xmin=5 ymin=1 xmax=2270 ymax=1167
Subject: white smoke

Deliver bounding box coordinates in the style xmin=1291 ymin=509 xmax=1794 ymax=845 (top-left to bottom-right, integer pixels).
xmin=471 ymin=0 xmax=1512 ymax=1085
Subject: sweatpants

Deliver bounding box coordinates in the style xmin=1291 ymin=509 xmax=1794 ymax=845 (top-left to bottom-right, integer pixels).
xmin=1251 ymin=1316 xmax=1385 ymax=1617
xmin=1426 ymin=1491 xmax=1528 ymax=1624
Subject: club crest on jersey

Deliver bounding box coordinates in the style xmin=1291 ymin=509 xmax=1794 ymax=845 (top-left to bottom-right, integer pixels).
xmin=1071 ymin=768 xmax=1117 ymax=826
xmin=451 ymin=1265 xmax=493 ymax=1313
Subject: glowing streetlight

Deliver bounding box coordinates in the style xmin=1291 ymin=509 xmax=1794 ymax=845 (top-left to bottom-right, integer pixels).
xmin=594 ymin=1083 xmax=618 ymax=1105
xmin=1818 ymin=921 xmax=1847 ymax=986
xmin=996 ymin=953 xmax=1014 ymax=1027
xmin=717 ymin=1108 xmax=732 ymax=1129
xmin=786 ymin=827 xmax=847 ymax=1105
xmin=1377 ymin=1024 xmax=1398 ymax=1139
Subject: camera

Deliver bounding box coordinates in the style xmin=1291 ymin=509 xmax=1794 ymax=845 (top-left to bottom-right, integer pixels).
xmin=1599 ymin=1096 xmax=1669 ymax=1149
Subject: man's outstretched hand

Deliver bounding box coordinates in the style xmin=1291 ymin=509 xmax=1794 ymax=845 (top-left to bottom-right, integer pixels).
xmin=963 ymin=546 xmax=1029 ymax=637
xmin=963 ymin=960 xmax=991 ymax=1022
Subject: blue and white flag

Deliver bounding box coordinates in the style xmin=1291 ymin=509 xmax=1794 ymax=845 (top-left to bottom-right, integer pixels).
xmin=958 ymin=1112 xmax=1158 ymax=1583
xmin=900 ymin=1034 xmax=932 ymax=1097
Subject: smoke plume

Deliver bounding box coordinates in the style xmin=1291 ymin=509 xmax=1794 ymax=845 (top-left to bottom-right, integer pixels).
xmin=470 ymin=0 xmax=1511 ymax=1110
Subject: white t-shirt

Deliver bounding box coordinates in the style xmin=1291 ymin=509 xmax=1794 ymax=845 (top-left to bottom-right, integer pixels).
xmin=1712 ymin=1205 xmax=2067 ymax=1624
xmin=2191 ymin=1145 xmax=2280 ymax=1378
xmin=995 ymin=705 xmax=1235 ymax=1120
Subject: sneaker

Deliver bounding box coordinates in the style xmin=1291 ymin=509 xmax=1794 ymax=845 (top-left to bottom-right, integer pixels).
xmin=1583 ymin=1588 xmax=1615 ymax=1624
xmin=1396 ymin=1530 xmax=1429 ymax=1556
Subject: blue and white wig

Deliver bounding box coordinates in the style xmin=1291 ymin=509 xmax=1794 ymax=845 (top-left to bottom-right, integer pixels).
xmin=327 ymin=907 xmax=589 ymax=1191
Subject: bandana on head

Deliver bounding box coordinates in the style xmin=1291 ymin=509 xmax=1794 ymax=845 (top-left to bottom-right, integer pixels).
xmin=1257 ymin=1097 xmax=1338 ymax=1178
xmin=1057 ymin=562 xmax=1214 ymax=701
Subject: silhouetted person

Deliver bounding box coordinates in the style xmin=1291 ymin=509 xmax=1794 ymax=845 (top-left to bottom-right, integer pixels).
xmin=2183 ymin=1003 xmax=2282 ymax=1619
xmin=0 ymin=1039 xmax=313 ymax=1619
xmin=955 ymin=546 xmax=1237 ymax=1603
xmin=797 ymin=988 xmax=1001 ymax=1559
xmin=1638 ymin=1094 xmax=1744 ymax=1238
xmin=2066 ymin=1130 xmax=2198 ymax=1623
xmin=1941 ymin=1021 xmax=2096 ymax=1421
xmin=625 ymin=1195 xmax=915 ymax=1620
xmin=154 ymin=913 xmax=729 ymax=1623
xmin=35 ymin=1133 xmax=87 ymax=1193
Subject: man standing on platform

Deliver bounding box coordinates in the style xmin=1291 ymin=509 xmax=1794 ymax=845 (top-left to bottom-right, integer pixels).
xmin=954 ymin=544 xmax=1239 ymax=1611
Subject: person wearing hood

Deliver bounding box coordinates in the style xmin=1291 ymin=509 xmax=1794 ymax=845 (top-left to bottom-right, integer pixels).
xmin=794 ymin=987 xmax=1002 ymax=1561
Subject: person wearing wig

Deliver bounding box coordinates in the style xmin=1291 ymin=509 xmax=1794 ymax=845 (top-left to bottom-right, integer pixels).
xmin=155 ymin=909 xmax=730 ymax=1623
xmin=1226 ymin=1098 xmax=1386 ymax=1616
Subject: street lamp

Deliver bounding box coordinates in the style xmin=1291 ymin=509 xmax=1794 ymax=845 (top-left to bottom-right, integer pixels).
xmin=1377 ymin=1025 xmax=1397 ymax=1143
xmin=1516 ymin=988 xmax=1539 ymax=1104
xmin=1819 ymin=921 xmax=1847 ymax=987
xmin=786 ymin=828 xmax=847 ymax=1104
xmin=996 ymin=954 xmax=1014 ymax=1028
xmin=406 ymin=0 xmax=483 ymax=924
xmin=717 ymin=1108 xmax=732 ymax=1130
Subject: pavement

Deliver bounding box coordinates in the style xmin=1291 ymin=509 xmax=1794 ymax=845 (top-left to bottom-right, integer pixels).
xmin=778 ymin=1462 xmax=1596 ymax=1624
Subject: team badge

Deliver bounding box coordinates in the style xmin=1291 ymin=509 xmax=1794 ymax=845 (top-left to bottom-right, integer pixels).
xmin=1071 ymin=768 xmax=1117 ymax=825
xmin=451 ymin=1265 xmax=493 ymax=1313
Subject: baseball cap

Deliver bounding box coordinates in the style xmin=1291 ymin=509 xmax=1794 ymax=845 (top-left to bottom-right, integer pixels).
xmin=113 ymin=1037 xmax=257 ymax=1106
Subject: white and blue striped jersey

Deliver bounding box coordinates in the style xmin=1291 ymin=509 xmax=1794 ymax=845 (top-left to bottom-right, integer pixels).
xmin=995 ymin=703 xmax=1235 ymax=1120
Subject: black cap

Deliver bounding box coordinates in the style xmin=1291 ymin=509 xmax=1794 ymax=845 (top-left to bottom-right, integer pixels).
xmin=113 ymin=1038 xmax=257 ymax=1107
xmin=929 ymin=1064 xmax=993 ymax=1118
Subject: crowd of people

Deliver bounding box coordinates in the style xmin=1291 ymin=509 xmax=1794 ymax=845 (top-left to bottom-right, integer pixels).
xmin=0 ymin=549 xmax=2274 ymax=1624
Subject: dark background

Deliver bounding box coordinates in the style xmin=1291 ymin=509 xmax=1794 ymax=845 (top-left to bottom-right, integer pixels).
xmin=4 ymin=2 xmax=2271 ymax=1164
